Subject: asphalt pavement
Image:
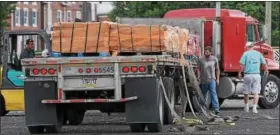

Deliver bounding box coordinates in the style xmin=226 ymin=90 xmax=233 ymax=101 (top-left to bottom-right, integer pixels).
xmin=1 ymin=100 xmax=279 ymax=135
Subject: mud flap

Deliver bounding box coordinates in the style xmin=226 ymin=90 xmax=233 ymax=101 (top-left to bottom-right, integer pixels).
xmin=24 ymin=80 xmax=61 ymax=126
xmin=125 ymin=77 xmax=160 ymax=123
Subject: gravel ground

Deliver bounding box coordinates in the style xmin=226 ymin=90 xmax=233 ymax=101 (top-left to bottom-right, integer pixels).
xmin=1 ymin=100 xmax=279 ymax=135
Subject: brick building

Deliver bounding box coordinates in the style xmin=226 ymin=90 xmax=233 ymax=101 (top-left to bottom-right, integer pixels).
xmin=8 ymin=2 xmax=82 ymax=56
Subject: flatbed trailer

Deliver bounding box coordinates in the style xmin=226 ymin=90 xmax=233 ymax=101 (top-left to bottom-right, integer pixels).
xmin=21 ymin=54 xmax=192 ymax=133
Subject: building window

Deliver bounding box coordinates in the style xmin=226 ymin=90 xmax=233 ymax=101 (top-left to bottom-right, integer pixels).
xmin=32 ymin=9 xmax=37 ymax=27
xmin=67 ymin=11 xmax=72 ymax=22
xmin=76 ymin=11 xmax=81 ymax=19
xmin=57 ymin=10 xmax=62 ymax=22
xmin=15 ymin=7 xmax=20 ymax=26
xmin=32 ymin=2 xmax=37 ymax=5
xmin=23 ymin=2 xmax=29 ymax=4
xmin=23 ymin=8 xmax=29 ymax=26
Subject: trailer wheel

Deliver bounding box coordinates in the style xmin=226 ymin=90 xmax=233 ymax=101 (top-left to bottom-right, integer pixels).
xmin=67 ymin=110 xmax=85 ymax=125
xmin=27 ymin=126 xmax=44 ymax=134
xmin=258 ymin=74 xmax=279 ymax=109
xmin=129 ymin=123 xmax=146 ymax=132
xmin=162 ymin=77 xmax=175 ymax=124
xmin=147 ymin=86 xmax=164 ymax=132
xmin=0 ymin=94 xmax=8 ymax=116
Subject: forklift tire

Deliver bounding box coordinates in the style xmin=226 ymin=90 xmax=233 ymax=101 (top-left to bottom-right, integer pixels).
xmin=146 ymin=86 xmax=164 ymax=132
xmin=67 ymin=110 xmax=86 ymax=125
xmin=0 ymin=94 xmax=8 ymax=116
xmin=129 ymin=123 xmax=146 ymax=132
xmin=162 ymin=77 xmax=175 ymax=124
xmin=27 ymin=126 xmax=44 ymax=134
xmin=258 ymin=74 xmax=280 ymax=109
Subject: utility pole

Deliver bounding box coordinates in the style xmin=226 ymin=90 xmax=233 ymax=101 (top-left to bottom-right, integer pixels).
xmin=265 ymin=1 xmax=271 ymax=45
xmin=47 ymin=2 xmax=52 ymax=34
xmin=213 ymin=1 xmax=221 ymax=59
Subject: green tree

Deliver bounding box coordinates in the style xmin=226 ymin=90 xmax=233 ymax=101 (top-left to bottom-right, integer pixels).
xmin=108 ymin=1 xmax=279 ymax=46
xmin=0 ymin=2 xmax=16 ymax=42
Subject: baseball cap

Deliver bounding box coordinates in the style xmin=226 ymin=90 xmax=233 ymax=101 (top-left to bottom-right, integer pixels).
xmin=245 ymin=42 xmax=254 ymax=47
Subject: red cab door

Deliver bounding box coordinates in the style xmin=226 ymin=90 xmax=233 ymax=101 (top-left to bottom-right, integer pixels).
xmin=221 ymin=17 xmax=246 ymax=72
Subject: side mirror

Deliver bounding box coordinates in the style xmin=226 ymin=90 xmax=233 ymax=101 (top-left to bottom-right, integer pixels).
xmin=260 ymin=38 xmax=267 ymax=43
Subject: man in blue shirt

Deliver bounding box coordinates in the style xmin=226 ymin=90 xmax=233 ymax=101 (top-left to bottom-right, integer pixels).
xmin=238 ymin=43 xmax=268 ymax=113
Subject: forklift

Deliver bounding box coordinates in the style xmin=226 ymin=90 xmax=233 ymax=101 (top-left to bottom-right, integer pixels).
xmin=0 ymin=30 xmax=84 ymax=125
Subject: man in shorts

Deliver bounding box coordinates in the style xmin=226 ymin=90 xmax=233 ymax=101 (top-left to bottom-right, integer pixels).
xmin=197 ymin=46 xmax=220 ymax=115
xmin=238 ymin=43 xmax=268 ymax=113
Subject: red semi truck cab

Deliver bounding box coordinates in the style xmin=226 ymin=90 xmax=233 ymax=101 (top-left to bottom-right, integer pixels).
xmin=164 ymin=8 xmax=279 ymax=72
xmin=164 ymin=8 xmax=279 ymax=109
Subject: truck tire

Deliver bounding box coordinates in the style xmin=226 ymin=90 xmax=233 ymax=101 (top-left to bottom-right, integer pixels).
xmin=67 ymin=110 xmax=85 ymax=125
xmin=45 ymin=125 xmax=62 ymax=133
xmin=258 ymin=74 xmax=280 ymax=109
xmin=0 ymin=94 xmax=8 ymax=116
xmin=129 ymin=123 xmax=146 ymax=132
xmin=45 ymin=109 xmax=64 ymax=133
xmin=147 ymin=86 xmax=164 ymax=132
xmin=162 ymin=77 xmax=175 ymax=124
xmin=27 ymin=126 xmax=44 ymax=134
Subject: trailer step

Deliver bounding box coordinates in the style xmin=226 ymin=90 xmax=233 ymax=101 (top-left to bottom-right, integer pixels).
xmin=236 ymin=95 xmax=264 ymax=98
xmin=41 ymin=96 xmax=138 ymax=104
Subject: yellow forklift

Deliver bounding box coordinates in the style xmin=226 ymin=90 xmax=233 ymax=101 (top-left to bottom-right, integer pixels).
xmin=0 ymin=30 xmax=51 ymax=116
xmin=0 ymin=30 xmax=85 ymax=125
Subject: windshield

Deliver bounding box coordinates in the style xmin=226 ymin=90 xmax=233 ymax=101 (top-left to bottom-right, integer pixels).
xmin=246 ymin=24 xmax=256 ymax=42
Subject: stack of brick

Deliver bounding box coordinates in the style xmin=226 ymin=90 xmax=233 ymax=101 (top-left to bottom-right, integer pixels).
xmin=51 ymin=22 xmax=189 ymax=55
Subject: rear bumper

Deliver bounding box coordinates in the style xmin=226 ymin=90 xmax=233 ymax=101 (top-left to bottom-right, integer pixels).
xmin=41 ymin=96 xmax=138 ymax=104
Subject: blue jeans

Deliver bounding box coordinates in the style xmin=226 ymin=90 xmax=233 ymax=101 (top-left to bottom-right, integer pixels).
xmin=200 ymin=80 xmax=220 ymax=112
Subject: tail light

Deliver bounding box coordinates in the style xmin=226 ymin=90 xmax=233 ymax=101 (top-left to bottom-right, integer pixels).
xmin=86 ymin=68 xmax=91 ymax=73
xmin=139 ymin=66 xmax=146 ymax=72
xmin=32 ymin=68 xmax=40 ymax=75
xmin=48 ymin=68 xmax=56 ymax=75
xmin=41 ymin=68 xmax=47 ymax=75
xmin=78 ymin=68 xmax=83 ymax=73
xmin=122 ymin=66 xmax=129 ymax=73
xmin=131 ymin=66 xmax=138 ymax=73
xmin=94 ymin=68 xmax=99 ymax=73
xmin=31 ymin=68 xmax=57 ymax=75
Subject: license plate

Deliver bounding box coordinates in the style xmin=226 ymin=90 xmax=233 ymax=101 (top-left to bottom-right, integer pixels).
xmin=64 ymin=77 xmax=114 ymax=88
xmin=82 ymin=78 xmax=97 ymax=87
